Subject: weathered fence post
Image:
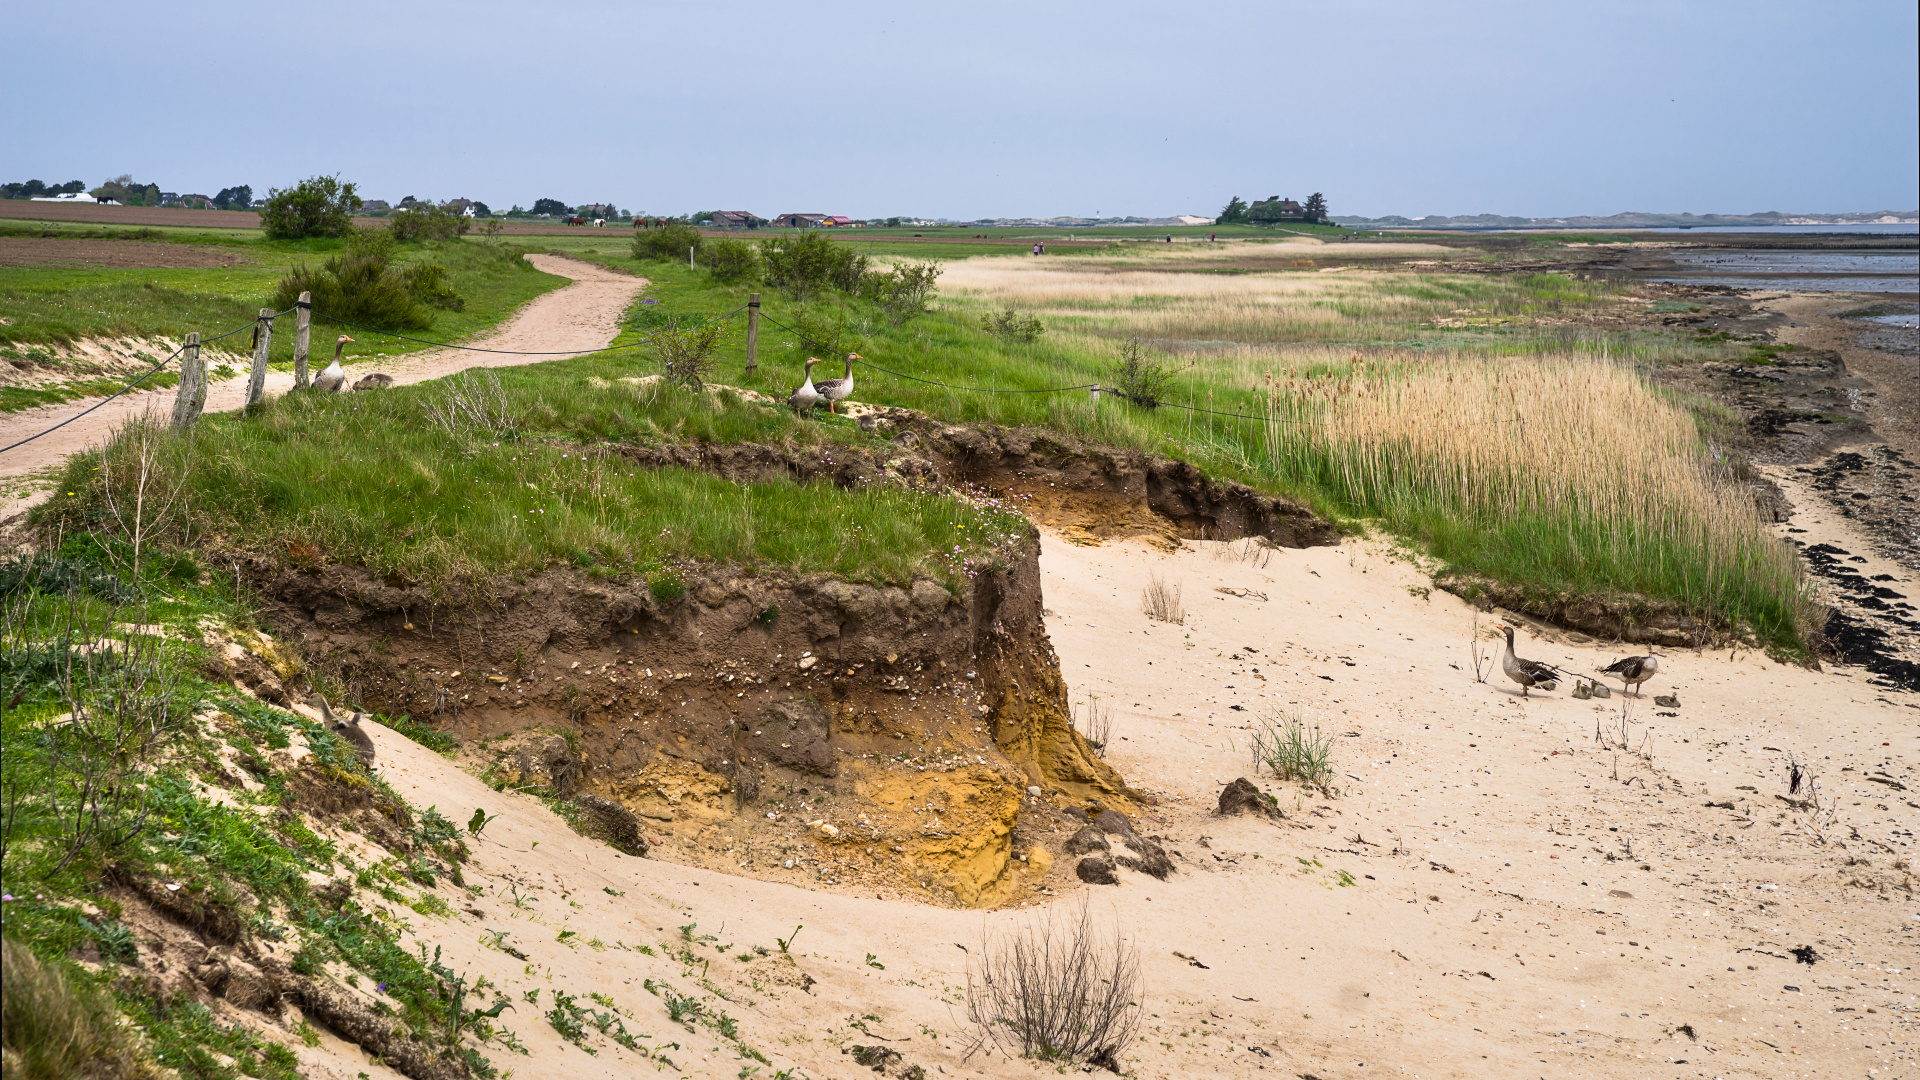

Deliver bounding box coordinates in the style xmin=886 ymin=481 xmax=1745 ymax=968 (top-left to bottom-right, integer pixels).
xmin=744 ymin=292 xmax=760 ymax=375
xmin=689 ymin=245 xmax=696 ymax=270
xmin=1091 ymin=382 xmax=1100 ymax=418
xmin=171 ymin=332 xmax=204 ymax=430
xmin=246 ymin=308 xmax=274 ymax=407
xmin=292 ymin=290 xmax=313 ymax=389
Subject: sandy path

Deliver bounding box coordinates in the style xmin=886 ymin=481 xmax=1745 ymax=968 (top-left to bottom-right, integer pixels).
xmin=0 ymin=254 xmax=644 ymax=491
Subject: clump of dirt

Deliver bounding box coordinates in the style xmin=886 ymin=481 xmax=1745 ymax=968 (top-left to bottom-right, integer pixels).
xmin=256 ymin=530 xmax=1138 ymax=907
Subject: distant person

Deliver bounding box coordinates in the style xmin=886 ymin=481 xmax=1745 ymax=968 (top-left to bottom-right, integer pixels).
xmin=1210 ymin=232 xmax=1216 ymax=242
xmin=1034 ymin=243 xmax=1041 ymax=256
xmin=1166 ymin=234 xmax=1173 ymax=243
xmin=1039 ymin=242 xmax=1045 ymax=255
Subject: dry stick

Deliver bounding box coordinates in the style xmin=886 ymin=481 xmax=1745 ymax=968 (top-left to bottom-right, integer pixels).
xmin=245 ymin=307 xmax=274 ymax=407
xmin=292 ymin=290 xmax=313 ymax=389
xmin=170 ymin=332 xmax=204 ymax=430
xmin=744 ymin=292 xmax=760 ymax=375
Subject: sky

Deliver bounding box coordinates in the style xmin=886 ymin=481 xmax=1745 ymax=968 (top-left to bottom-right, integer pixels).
xmin=4 ymin=0 xmax=1916 ymax=221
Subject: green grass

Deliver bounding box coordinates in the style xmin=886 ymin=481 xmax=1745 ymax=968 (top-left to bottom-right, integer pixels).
xmin=38 ymin=373 xmax=1033 ymax=592
xmin=0 ymin=223 xmax=567 ymax=365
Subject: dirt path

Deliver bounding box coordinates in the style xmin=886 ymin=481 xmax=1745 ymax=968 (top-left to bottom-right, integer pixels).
xmin=0 ymin=254 xmax=644 ymax=502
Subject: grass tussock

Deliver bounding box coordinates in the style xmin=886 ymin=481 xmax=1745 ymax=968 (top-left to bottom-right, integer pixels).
xmin=964 ymin=899 xmax=1141 ymax=1069
xmin=1 ymin=936 xmax=160 ymax=1080
xmin=1250 ymin=709 xmax=1335 ymax=794
xmin=1140 ymin=575 xmax=1184 ymax=624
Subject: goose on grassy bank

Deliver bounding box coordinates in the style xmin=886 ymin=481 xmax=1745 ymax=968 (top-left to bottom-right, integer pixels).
xmin=788 ymin=357 xmax=822 ymax=416
xmin=1499 ymin=624 xmax=1560 ymax=697
xmin=312 ymin=335 xmax=353 ymax=393
xmin=1600 ymin=653 xmax=1659 ymax=698
xmin=814 ymin=352 xmax=858 ymax=413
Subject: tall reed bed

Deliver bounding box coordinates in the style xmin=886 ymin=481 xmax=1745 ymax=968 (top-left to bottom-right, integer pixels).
xmin=1249 ymin=352 xmax=1816 ymax=645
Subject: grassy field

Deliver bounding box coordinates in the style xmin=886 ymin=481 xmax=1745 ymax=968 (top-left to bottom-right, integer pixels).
xmin=0 ymin=219 xmax=568 ymax=379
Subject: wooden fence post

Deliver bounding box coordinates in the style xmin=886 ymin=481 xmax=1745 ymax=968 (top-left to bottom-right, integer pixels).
xmin=292 ymin=290 xmax=313 ymax=389
xmin=745 ymin=292 xmax=760 ymax=375
xmin=689 ymin=245 xmax=696 ymax=270
xmin=1091 ymin=383 xmax=1100 ymax=418
xmin=246 ymin=308 xmax=273 ymax=407
xmin=171 ymin=332 xmax=204 ymax=430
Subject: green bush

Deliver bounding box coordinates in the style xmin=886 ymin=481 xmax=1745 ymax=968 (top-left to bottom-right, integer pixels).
xmin=273 ymin=252 xmax=434 ymax=331
xmin=632 ymin=223 xmax=704 ymax=262
xmin=983 ymin=307 xmax=1044 ymax=344
xmin=701 ymin=238 xmax=760 ymax=283
xmin=861 ymin=260 xmax=941 ymax=325
xmin=760 ymin=232 xmax=868 ymax=301
xmin=388 ymin=203 xmax=471 ymax=243
xmin=1107 ymin=337 xmax=1173 ymax=406
xmin=400 ymin=263 xmax=465 ymax=311
xmin=259 ymin=175 xmax=362 ymax=240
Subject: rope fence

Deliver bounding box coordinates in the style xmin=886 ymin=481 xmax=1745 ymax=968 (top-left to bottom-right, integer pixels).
xmin=1 ymin=290 xmax=1522 ymax=459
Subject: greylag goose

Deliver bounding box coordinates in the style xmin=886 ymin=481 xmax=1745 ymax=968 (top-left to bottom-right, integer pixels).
xmin=1599 ymin=654 xmax=1659 ymax=697
xmin=813 ymin=352 xmax=858 ymax=413
xmin=315 ymin=695 xmax=376 ymax=767
xmin=312 ymin=335 xmax=353 ymax=393
xmin=788 ymin=357 xmax=822 ymax=415
xmin=1499 ymin=625 xmax=1560 ymax=697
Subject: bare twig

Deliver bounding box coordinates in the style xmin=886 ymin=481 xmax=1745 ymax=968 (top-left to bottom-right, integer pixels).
xmin=962 ymin=897 xmax=1142 ymax=1069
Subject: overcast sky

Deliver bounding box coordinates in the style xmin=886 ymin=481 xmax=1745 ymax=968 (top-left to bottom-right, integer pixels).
xmin=5 ymin=1 xmax=1915 ymax=220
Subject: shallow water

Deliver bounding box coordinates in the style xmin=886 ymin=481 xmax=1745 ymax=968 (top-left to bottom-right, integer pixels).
xmin=1650 ymin=249 xmax=1919 ymax=293
xmin=1866 ymin=312 xmax=1919 ymax=328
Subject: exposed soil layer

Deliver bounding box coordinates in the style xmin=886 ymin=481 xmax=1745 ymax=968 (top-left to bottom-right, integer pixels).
xmin=1433 ymin=572 xmax=1715 ymax=648
xmin=253 ymin=530 xmax=1135 ymax=908
xmin=0 ymin=236 xmax=257 ymax=268
xmin=618 ymin=413 xmax=1341 ymax=551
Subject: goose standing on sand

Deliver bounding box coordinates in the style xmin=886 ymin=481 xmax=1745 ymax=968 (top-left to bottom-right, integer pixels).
xmin=814 ymin=352 xmax=859 ymax=413
xmin=312 ymin=335 xmax=353 ymax=393
xmin=1499 ymin=624 xmax=1560 ymax=697
xmin=788 ymin=357 xmax=822 ymax=416
xmin=1600 ymin=653 xmax=1659 ymax=698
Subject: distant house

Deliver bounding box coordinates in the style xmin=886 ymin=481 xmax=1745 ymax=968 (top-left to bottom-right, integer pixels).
xmin=579 ymin=203 xmax=615 ymax=218
xmin=445 ymin=198 xmax=475 ymax=215
xmin=359 ymin=200 xmax=392 ymax=213
xmin=1248 ymin=196 xmax=1306 ymax=223
xmin=709 ymin=210 xmax=766 ymax=228
xmin=772 ymin=213 xmax=827 ymax=228
xmin=821 ymin=215 xmax=854 ymax=227
xmin=158 ymin=192 xmax=182 ymax=207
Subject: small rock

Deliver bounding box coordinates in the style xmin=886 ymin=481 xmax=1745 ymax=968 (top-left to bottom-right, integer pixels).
xmin=798 ymin=656 xmax=818 ymax=671
xmin=1075 ymin=856 xmax=1119 ymax=885
xmin=1093 ymin=809 xmax=1135 ymax=836
xmin=1118 ymin=834 xmax=1176 ymax=880
xmin=1063 ymin=826 xmax=1110 ymax=856
xmin=818 ymin=822 xmax=839 ymax=838
xmin=1026 ymin=786 xmax=1043 ymax=798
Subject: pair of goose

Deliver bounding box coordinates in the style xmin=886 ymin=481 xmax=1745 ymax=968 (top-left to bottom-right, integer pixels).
xmin=788 ymin=352 xmax=859 ymax=415
xmin=1498 ymin=624 xmax=1659 ymax=698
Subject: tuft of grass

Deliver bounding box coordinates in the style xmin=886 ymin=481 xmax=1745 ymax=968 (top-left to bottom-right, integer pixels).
xmin=1250 ymin=709 xmax=1335 ymax=794
xmin=0 ymin=936 xmax=160 ymax=1080
xmin=962 ymin=898 xmax=1140 ymax=1069
xmin=1140 ymin=575 xmax=1183 ymax=624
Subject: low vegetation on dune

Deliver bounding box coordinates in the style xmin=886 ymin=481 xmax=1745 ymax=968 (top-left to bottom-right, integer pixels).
xmin=36 ymin=374 xmax=1033 ymax=593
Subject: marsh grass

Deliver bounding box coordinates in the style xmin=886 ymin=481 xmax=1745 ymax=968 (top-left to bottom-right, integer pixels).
xmin=0 ymin=936 xmax=159 ymax=1080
